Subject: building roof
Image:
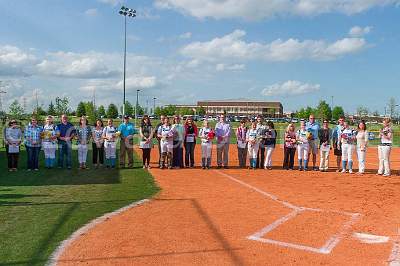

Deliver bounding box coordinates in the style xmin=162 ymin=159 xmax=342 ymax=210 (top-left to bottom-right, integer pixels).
xmin=198 ymin=100 xmax=282 ymax=108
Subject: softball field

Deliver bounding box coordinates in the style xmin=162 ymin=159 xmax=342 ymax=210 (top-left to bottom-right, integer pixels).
xmin=54 ymin=145 xmax=400 ymax=266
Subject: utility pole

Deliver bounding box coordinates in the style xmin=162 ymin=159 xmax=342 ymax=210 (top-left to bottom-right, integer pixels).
xmin=34 ymin=90 xmax=39 ymax=114
xmin=153 ymin=97 xmax=156 ymax=115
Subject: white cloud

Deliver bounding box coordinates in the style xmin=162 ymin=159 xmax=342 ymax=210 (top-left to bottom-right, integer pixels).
xmin=261 ymin=80 xmax=320 ymax=96
xmin=36 ymin=51 xmax=119 ymax=79
xmin=97 ymin=0 xmax=123 ymax=6
xmin=0 ymin=45 xmax=37 ymax=76
xmin=216 ymin=63 xmax=245 ymax=71
xmin=84 ymin=8 xmax=99 ymax=17
xmin=181 ymin=29 xmax=367 ymax=62
xmin=155 ymin=0 xmax=400 ymax=20
xmin=179 ymin=32 xmax=192 ymax=39
xmin=117 ymin=76 xmax=157 ymax=90
xmin=349 ymin=26 xmax=372 ymax=37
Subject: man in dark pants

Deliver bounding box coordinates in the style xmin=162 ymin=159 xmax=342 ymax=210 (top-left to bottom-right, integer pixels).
xmin=56 ymin=114 xmax=75 ymax=169
xmin=155 ymin=115 xmax=165 ymax=167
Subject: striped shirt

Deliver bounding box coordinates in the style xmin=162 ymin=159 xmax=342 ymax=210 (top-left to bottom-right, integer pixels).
xmin=24 ymin=124 xmax=43 ymax=147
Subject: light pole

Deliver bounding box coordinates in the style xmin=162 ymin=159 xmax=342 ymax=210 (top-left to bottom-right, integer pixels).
xmin=118 ymin=6 xmax=136 ymax=117
xmin=153 ymin=97 xmax=156 ymax=116
xmin=135 ymin=89 xmax=140 ymax=127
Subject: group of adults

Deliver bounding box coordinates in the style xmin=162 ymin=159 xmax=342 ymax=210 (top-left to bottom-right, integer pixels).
xmin=5 ymin=114 xmax=137 ymax=171
xmin=4 ymin=113 xmax=394 ymax=176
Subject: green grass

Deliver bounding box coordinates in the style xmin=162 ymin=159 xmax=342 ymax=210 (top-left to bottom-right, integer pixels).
xmin=0 ymin=149 xmax=159 ymax=266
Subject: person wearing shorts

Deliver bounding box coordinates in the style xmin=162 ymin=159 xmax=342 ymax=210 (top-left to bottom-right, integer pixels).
xmin=296 ymin=120 xmax=309 ymax=171
xmin=332 ymin=116 xmax=345 ymax=172
xmin=305 ymin=114 xmax=320 ymax=171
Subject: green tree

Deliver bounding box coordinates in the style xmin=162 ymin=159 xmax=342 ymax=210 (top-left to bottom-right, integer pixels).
xmin=55 ymin=97 xmax=70 ymax=115
xmin=296 ymin=106 xmax=315 ymax=119
xmin=124 ymin=101 xmax=134 ymax=116
xmin=36 ymin=106 xmax=47 ymax=116
xmin=134 ymin=104 xmax=145 ymax=116
xmin=316 ymin=100 xmax=332 ymax=121
xmin=107 ymin=103 xmax=119 ymax=119
xmin=48 ymin=101 xmax=56 ymax=116
xmin=154 ymin=106 xmax=164 ymax=116
xmin=76 ymin=102 xmax=86 ymax=117
xmin=198 ymin=106 xmax=206 ymax=116
xmin=9 ymin=100 xmax=24 ymax=119
xmin=332 ymin=106 xmax=345 ymax=121
xmin=84 ymin=101 xmax=96 ymax=123
xmin=98 ymin=105 xmax=106 ymax=117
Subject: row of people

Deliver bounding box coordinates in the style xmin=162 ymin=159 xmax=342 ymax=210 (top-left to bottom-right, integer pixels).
xmin=5 ymin=114 xmax=137 ymax=171
xmin=5 ymin=113 xmax=394 ymax=176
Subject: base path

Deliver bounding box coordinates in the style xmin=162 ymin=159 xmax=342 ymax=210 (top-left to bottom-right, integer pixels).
xmin=56 ymin=145 xmax=400 ymax=265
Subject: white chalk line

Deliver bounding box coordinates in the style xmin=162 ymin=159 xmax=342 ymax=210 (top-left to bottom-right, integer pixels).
xmin=215 ymin=170 xmax=362 ymax=255
xmin=46 ymin=199 xmax=150 ymax=266
xmin=353 ymin=232 xmax=390 ymax=244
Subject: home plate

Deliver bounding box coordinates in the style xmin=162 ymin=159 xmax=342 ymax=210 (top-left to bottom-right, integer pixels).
xmin=353 ymin=232 xmax=390 ymax=244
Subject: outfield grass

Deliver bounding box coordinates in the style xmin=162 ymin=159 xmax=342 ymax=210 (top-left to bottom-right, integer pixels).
xmin=0 ymin=149 xmax=159 ymax=266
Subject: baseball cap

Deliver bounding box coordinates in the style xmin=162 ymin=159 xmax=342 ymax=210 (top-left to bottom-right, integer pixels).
xmin=123 ymin=115 xmax=130 ymax=119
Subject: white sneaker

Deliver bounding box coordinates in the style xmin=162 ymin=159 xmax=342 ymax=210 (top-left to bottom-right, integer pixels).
xmin=341 ymin=169 xmax=347 ymax=173
xmin=383 ymin=173 xmax=391 ymax=177
xmin=349 ymin=169 xmax=353 ymax=174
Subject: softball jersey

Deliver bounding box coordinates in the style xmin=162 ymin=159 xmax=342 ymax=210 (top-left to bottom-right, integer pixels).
xmin=296 ymin=129 xmax=309 ymax=161
xmin=42 ymin=124 xmax=57 ymax=167
xmin=199 ymin=127 xmax=213 ymax=166
xmin=246 ymin=128 xmax=259 ymax=159
xmin=103 ymin=126 xmax=117 ymax=159
xmin=158 ymin=125 xmax=174 ymax=153
xmin=378 ymin=126 xmax=393 ymax=176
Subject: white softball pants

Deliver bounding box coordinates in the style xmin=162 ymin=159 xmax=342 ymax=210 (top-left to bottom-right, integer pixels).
xmin=378 ymin=145 xmax=391 ymax=175
xmin=105 ymin=142 xmax=116 ymax=159
xmin=248 ymin=143 xmax=259 ymax=159
xmin=160 ymin=139 xmax=173 ymax=154
xmin=341 ymin=143 xmax=355 ymax=162
xmin=201 ymin=142 xmax=212 ymax=159
xmin=297 ymin=143 xmax=309 ymax=160
xmin=43 ymin=143 xmax=56 ymax=159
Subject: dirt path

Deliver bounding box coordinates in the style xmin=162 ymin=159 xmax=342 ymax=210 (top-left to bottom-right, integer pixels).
xmin=56 ymin=145 xmax=400 ymax=265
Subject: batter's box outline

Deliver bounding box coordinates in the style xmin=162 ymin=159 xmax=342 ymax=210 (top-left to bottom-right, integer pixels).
xmin=215 ymin=170 xmax=362 ymax=255
xmin=248 ymin=208 xmax=361 ymax=254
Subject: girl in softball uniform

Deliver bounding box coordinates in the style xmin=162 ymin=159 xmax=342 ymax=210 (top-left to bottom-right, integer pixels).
xmin=157 ymin=117 xmax=174 ymax=169
xmin=140 ymin=115 xmax=153 ymax=169
xmin=296 ymin=120 xmax=310 ymax=171
xmin=247 ymin=121 xmax=260 ymax=170
xmin=236 ymin=119 xmax=248 ymax=168
xmin=199 ymin=120 xmax=214 ymax=169
xmin=339 ymin=121 xmax=357 ymax=174
xmin=102 ymin=119 xmax=118 ymax=168
xmin=42 ymin=116 xmax=57 ymax=169
xmin=377 ymin=118 xmax=393 ymax=176
xmin=356 ymin=121 xmax=369 ymax=175
xmin=76 ymin=116 xmax=92 ymax=169
xmin=263 ymin=121 xmax=277 ymax=170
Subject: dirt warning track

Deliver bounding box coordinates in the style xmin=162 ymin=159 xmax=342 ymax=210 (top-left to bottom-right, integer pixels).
xmin=55 ymin=145 xmax=400 ymax=265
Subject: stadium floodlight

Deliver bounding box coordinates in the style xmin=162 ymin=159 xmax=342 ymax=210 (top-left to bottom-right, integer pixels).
xmin=118 ymin=6 xmax=136 ymax=117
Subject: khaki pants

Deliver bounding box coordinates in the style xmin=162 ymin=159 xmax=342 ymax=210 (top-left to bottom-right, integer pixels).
xmin=120 ymin=138 xmax=133 ymax=167
xmin=378 ymin=145 xmax=391 ymax=175
xmin=319 ymin=148 xmax=329 ymax=171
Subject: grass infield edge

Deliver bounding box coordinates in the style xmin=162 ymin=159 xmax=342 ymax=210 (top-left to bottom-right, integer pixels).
xmin=46 ymin=199 xmax=151 ymax=266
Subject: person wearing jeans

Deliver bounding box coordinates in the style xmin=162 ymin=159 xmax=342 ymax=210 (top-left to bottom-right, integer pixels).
xmin=184 ymin=117 xmax=198 ymax=168
xmin=377 ymin=118 xmax=393 ymax=177
xmin=247 ymin=121 xmax=260 ymax=169
xmin=76 ymin=116 xmax=91 ymax=169
xmin=356 ymin=121 xmax=369 ymax=175
xmin=283 ymin=123 xmax=296 ymax=170
xmin=24 ymin=117 xmax=42 ymax=171
xmin=5 ymin=120 xmax=22 ymax=171
xmin=318 ymin=120 xmax=332 ymax=172
xmin=215 ymin=114 xmax=231 ymax=169
xmin=56 ymin=114 xmax=75 ymax=169
xmin=236 ymin=120 xmax=248 ymax=168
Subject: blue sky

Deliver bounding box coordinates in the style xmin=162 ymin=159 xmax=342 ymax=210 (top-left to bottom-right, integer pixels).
xmin=0 ymin=0 xmax=399 ymax=114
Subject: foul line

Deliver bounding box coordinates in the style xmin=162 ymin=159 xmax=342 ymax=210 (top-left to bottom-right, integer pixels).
xmin=389 ymin=229 xmax=400 ymax=266
xmin=215 ymin=170 xmax=361 ymax=255
xmin=46 ymin=199 xmax=150 ymax=266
